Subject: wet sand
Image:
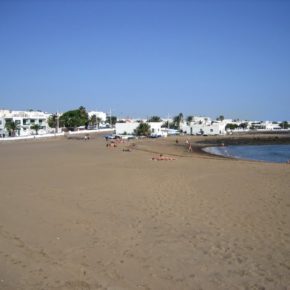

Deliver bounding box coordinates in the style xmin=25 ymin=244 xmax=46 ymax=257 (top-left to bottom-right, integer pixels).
xmin=0 ymin=135 xmax=290 ymax=290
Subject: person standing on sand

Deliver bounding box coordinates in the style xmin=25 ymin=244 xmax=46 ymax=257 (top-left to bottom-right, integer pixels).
xmin=188 ymin=142 xmax=192 ymax=152
xmin=185 ymin=139 xmax=192 ymax=152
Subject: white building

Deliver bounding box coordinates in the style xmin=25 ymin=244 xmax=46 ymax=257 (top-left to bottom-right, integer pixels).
xmin=248 ymin=121 xmax=282 ymax=131
xmin=115 ymin=121 xmax=164 ymax=136
xmin=191 ymin=116 xmax=212 ymax=124
xmin=181 ymin=116 xmax=227 ymax=135
xmin=87 ymin=111 xmax=107 ymax=122
xmin=0 ymin=109 xmax=51 ymax=137
xmin=191 ymin=122 xmax=227 ymax=135
xmin=115 ymin=122 xmax=139 ymax=135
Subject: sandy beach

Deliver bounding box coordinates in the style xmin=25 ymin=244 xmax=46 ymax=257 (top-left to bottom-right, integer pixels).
xmin=0 ymin=134 xmax=290 ymax=290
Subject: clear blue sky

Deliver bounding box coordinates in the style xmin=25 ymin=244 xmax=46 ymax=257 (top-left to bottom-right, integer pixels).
xmin=0 ymin=0 xmax=289 ymax=121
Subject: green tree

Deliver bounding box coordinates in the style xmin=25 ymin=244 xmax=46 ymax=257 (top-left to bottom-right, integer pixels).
xmin=48 ymin=114 xmax=63 ymax=129
xmin=279 ymin=121 xmax=289 ymax=129
xmin=161 ymin=121 xmax=176 ymax=129
xmin=30 ymin=124 xmax=41 ymax=135
xmin=239 ymin=122 xmax=248 ymax=129
xmin=186 ymin=116 xmax=193 ymax=124
xmin=79 ymin=106 xmax=88 ymax=124
xmin=216 ymin=115 xmax=225 ymax=121
xmin=134 ymin=122 xmax=151 ymax=136
xmin=48 ymin=114 xmax=57 ymax=128
xmin=59 ymin=106 xmax=89 ymax=130
xmin=90 ymin=115 xmax=97 ymax=127
xmin=225 ymin=123 xmax=238 ymax=130
xmin=148 ymin=116 xmax=161 ymax=122
xmin=161 ymin=121 xmax=169 ymax=128
xmin=173 ymin=113 xmax=184 ymax=129
xmin=106 ymin=116 xmax=117 ymax=126
xmin=5 ymin=120 xmax=20 ymax=137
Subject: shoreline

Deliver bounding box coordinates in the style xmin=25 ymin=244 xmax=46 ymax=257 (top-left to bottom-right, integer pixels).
xmin=119 ymin=133 xmax=290 ymax=164
xmin=195 ymin=133 xmax=290 ymax=147
xmin=185 ymin=133 xmax=290 ymax=162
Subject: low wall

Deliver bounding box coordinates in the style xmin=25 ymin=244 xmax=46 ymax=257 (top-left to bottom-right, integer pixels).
xmin=0 ymin=128 xmax=113 ymax=142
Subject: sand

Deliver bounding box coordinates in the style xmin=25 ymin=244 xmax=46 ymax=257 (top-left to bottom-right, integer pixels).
xmin=0 ymin=134 xmax=290 ymax=290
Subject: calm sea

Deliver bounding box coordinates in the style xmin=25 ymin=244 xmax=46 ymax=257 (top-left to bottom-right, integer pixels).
xmin=203 ymin=144 xmax=290 ymax=163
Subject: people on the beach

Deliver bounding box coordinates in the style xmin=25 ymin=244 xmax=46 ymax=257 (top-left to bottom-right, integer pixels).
xmin=123 ymin=148 xmax=132 ymax=152
xmin=188 ymin=143 xmax=192 ymax=152
xmin=106 ymin=142 xmax=117 ymax=148
xmin=185 ymin=139 xmax=192 ymax=152
xmin=152 ymin=154 xmax=176 ymax=161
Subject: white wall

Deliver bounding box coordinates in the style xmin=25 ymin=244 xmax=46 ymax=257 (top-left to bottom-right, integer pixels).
xmin=148 ymin=122 xmax=163 ymax=134
xmin=115 ymin=122 xmax=139 ymax=135
xmin=186 ymin=122 xmax=226 ymax=135
xmin=115 ymin=122 xmax=163 ymax=135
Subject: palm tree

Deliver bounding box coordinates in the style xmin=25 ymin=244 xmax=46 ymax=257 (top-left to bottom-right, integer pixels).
xmin=186 ymin=116 xmax=193 ymax=125
xmin=5 ymin=120 xmax=20 ymax=137
xmin=96 ymin=117 xmax=102 ymax=129
xmin=30 ymin=124 xmax=41 ymax=135
xmin=106 ymin=115 xmax=117 ymax=126
xmin=48 ymin=114 xmax=63 ymax=130
xmin=216 ymin=115 xmax=225 ymax=121
xmin=279 ymin=121 xmax=289 ymax=129
xmin=173 ymin=113 xmax=184 ymax=129
xmin=90 ymin=115 xmax=97 ymax=127
xmin=239 ymin=122 xmax=248 ymax=130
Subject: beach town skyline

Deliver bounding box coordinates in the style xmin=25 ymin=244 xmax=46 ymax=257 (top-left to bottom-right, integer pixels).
xmin=1 ymin=106 xmax=289 ymax=124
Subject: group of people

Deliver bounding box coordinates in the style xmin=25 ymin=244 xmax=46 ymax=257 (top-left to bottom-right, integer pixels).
xmin=106 ymin=142 xmax=117 ymax=148
xmin=106 ymin=138 xmax=130 ymax=148
xmin=152 ymin=154 xmax=176 ymax=161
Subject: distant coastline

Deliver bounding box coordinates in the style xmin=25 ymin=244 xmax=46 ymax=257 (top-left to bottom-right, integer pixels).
xmin=196 ymin=132 xmax=290 ymax=147
xmin=193 ymin=133 xmax=290 ymax=162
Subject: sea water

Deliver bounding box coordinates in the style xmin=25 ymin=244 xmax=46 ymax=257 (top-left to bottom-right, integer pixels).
xmin=203 ymin=144 xmax=290 ymax=163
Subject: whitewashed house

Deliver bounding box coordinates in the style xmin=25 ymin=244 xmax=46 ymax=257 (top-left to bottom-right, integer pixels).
xmin=115 ymin=122 xmax=139 ymax=135
xmin=181 ymin=116 xmax=227 ymax=135
xmin=87 ymin=111 xmax=108 ymax=128
xmin=248 ymin=121 xmax=281 ymax=131
xmin=0 ymin=109 xmax=51 ymax=137
xmin=87 ymin=111 xmax=107 ymax=122
xmin=191 ymin=121 xmax=227 ymax=135
xmin=263 ymin=121 xmax=281 ymax=130
xmin=115 ymin=121 xmax=164 ymax=136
